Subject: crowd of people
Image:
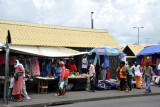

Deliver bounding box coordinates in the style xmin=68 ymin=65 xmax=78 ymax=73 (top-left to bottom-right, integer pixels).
xmin=44 ymin=58 xmax=77 ymax=77
xmin=7 ymin=54 xmax=160 ymax=102
xmin=117 ymin=61 xmax=155 ymax=94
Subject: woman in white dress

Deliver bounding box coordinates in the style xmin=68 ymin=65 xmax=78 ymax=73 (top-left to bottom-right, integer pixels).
xmin=134 ymin=63 xmax=142 ymax=89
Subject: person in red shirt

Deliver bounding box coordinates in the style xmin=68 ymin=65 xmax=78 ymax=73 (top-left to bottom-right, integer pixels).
xmin=66 ymin=58 xmax=72 ymax=69
xmin=70 ymin=61 xmax=77 ymax=75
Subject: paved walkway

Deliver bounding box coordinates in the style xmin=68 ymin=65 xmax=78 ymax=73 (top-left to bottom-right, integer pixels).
xmin=1 ymin=86 xmax=160 ymax=107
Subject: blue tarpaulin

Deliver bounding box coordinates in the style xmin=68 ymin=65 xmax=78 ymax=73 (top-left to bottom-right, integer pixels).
xmin=136 ymin=45 xmax=160 ymax=57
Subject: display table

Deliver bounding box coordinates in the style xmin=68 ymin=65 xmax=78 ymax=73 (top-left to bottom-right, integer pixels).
xmin=34 ymin=76 xmax=88 ymax=93
xmin=34 ymin=77 xmax=58 ymax=94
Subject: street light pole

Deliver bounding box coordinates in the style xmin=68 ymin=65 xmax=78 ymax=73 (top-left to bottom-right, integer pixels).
xmin=133 ymin=26 xmax=144 ymax=45
xmin=91 ymin=12 xmax=94 ymax=29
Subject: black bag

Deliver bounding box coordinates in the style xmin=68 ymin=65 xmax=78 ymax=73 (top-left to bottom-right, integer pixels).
xmin=122 ymin=71 xmax=127 ymax=76
xmin=14 ymin=74 xmax=18 ymax=80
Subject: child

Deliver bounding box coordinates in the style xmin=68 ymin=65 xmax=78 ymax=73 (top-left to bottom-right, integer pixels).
xmin=8 ymin=72 xmax=15 ymax=100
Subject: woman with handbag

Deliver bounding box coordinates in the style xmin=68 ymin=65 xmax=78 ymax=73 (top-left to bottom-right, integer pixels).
xmin=12 ymin=60 xmax=24 ymax=102
xmin=127 ymin=61 xmax=135 ymax=91
xmin=119 ymin=61 xmax=129 ymax=92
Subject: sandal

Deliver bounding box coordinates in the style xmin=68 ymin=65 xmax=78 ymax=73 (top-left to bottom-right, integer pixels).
xmin=17 ymin=99 xmax=23 ymax=102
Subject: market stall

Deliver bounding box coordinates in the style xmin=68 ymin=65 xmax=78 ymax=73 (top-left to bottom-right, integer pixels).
xmin=88 ymin=45 xmax=126 ymax=89
xmin=136 ymin=45 xmax=160 ymax=84
xmin=88 ymin=45 xmax=126 ymax=79
xmin=0 ymin=45 xmax=89 ymax=94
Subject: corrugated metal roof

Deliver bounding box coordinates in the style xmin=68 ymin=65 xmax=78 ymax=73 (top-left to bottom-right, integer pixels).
xmin=0 ymin=19 xmax=120 ymax=49
xmin=124 ymin=45 xmax=147 ymax=56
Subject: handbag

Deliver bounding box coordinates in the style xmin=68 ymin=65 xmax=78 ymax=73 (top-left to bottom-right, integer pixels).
xmin=122 ymin=71 xmax=127 ymax=76
xmin=59 ymin=81 xmax=65 ymax=89
xmin=17 ymin=72 xmax=23 ymax=76
xmin=14 ymin=74 xmax=18 ymax=80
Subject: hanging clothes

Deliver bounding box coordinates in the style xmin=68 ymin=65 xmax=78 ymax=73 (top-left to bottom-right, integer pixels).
xmin=120 ymin=52 xmax=127 ymax=63
xmin=26 ymin=58 xmax=31 ymax=75
xmin=82 ymin=57 xmax=88 ymax=69
xmin=152 ymin=55 xmax=157 ymax=64
xmin=10 ymin=56 xmax=14 ymax=65
xmin=103 ymin=56 xmax=109 ymax=69
xmin=30 ymin=57 xmax=40 ymax=76
xmin=137 ymin=56 xmax=142 ymax=64
xmin=35 ymin=58 xmax=40 ymax=76
xmin=144 ymin=55 xmax=147 ymax=63
xmin=0 ymin=54 xmax=4 ymax=67
xmin=107 ymin=68 xmax=110 ymax=80
xmin=93 ymin=54 xmax=100 ymax=66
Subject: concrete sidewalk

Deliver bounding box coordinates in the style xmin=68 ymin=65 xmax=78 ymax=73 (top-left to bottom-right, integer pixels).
xmin=1 ymin=86 xmax=160 ymax=107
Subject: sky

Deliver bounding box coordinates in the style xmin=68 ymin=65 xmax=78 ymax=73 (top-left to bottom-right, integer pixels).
xmin=0 ymin=0 xmax=160 ymax=46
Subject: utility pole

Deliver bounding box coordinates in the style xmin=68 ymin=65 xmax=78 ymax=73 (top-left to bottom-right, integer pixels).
xmin=91 ymin=12 xmax=94 ymax=29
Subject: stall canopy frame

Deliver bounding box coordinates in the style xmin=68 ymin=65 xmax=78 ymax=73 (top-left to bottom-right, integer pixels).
xmin=8 ymin=45 xmax=88 ymax=57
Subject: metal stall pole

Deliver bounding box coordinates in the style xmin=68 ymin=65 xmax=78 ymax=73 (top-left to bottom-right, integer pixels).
xmin=3 ymin=30 xmax=11 ymax=105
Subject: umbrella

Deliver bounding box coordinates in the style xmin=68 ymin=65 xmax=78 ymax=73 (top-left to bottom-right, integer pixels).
xmin=0 ymin=42 xmax=5 ymax=48
xmin=88 ymin=45 xmax=120 ymax=56
xmin=136 ymin=45 xmax=160 ymax=57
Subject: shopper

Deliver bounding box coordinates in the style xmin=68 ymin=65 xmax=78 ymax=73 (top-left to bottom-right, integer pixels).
xmin=59 ymin=61 xmax=68 ymax=97
xmin=88 ymin=62 xmax=96 ymax=92
xmin=44 ymin=61 xmax=51 ymax=77
xmin=134 ymin=63 xmax=142 ymax=89
xmin=143 ymin=62 xmax=153 ymax=93
xmin=8 ymin=72 xmax=15 ymax=100
xmin=54 ymin=63 xmax=62 ymax=96
xmin=18 ymin=55 xmax=24 ymax=63
xmin=119 ymin=61 xmax=129 ymax=92
xmin=21 ymin=59 xmax=31 ymax=100
xmin=12 ymin=60 xmax=24 ymax=102
xmin=51 ymin=59 xmax=57 ymax=76
xmin=127 ymin=61 xmax=135 ymax=91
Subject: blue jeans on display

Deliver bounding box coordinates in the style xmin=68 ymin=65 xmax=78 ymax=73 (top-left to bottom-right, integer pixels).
xmin=145 ymin=76 xmax=151 ymax=92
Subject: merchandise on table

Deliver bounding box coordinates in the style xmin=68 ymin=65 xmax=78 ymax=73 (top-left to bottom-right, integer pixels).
xmin=68 ymin=74 xmax=89 ymax=78
xmin=34 ymin=76 xmax=55 ymax=80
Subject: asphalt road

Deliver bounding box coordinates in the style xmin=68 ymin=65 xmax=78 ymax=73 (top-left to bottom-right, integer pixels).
xmin=52 ymin=95 xmax=160 ymax=107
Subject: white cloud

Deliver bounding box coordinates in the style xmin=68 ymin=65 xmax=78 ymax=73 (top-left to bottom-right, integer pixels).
xmin=0 ymin=0 xmax=159 ymax=45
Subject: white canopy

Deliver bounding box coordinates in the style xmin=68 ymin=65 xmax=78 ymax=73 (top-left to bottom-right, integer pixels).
xmin=0 ymin=42 xmax=5 ymax=48
xmin=9 ymin=45 xmax=88 ymax=57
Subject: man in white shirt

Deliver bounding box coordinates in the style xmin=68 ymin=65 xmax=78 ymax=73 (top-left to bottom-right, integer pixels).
xmin=88 ymin=62 xmax=96 ymax=92
xmin=20 ymin=58 xmax=31 ymax=100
